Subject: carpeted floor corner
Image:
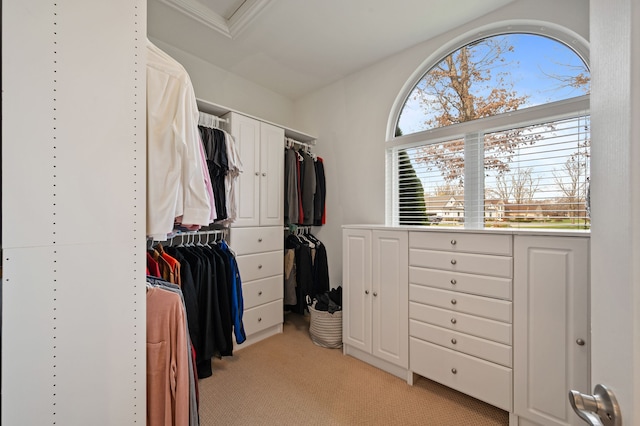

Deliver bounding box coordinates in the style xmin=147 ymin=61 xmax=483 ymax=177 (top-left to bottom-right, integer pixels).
xmin=198 ymin=313 xmax=509 ymax=426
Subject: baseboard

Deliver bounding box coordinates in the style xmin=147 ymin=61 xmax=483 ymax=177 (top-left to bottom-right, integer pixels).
xmin=235 ymin=323 xmax=283 ymax=350
xmin=343 ymin=344 xmax=408 ymax=380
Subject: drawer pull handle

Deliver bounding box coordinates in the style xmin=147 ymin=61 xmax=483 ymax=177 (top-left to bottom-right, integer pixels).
xmin=258 ymin=264 xmax=263 ymax=269
xmin=258 ymin=317 xmax=262 ymax=322
xmin=258 ymin=291 xmax=263 ymax=296
xmin=258 ymin=238 xmax=263 ymax=242
xmin=262 ymin=172 xmax=267 ymax=177
xmin=451 ymin=239 xmax=457 ymax=245
xmin=255 ymin=172 xmax=259 ymax=176
xmin=576 ymin=338 xmax=585 ymax=346
xmin=451 ymin=318 xmax=457 ymax=324
xmin=451 ymin=368 xmax=457 ymax=374
xmin=451 ymin=299 xmax=457 ymax=305
xmin=451 ymin=338 xmax=457 ymax=344
xmin=373 ymin=292 xmax=378 ymax=297
xmin=450 ymin=259 xmax=457 ymax=265
xmin=450 ymin=279 xmax=457 ymax=285
xmin=365 ymin=290 xmax=369 ymax=295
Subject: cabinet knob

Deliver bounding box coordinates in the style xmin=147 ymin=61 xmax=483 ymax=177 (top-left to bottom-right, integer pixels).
xmin=451 ymin=368 xmax=457 ymax=374
xmin=258 ymin=238 xmax=263 ymax=242
xmin=450 ymin=279 xmax=457 ymax=285
xmin=258 ymin=264 xmax=263 ymax=269
xmin=258 ymin=291 xmax=263 ymax=296
xmin=451 ymin=239 xmax=457 ymax=245
xmin=576 ymin=338 xmax=585 ymax=346
xmin=451 ymin=299 xmax=457 ymax=305
xmin=373 ymin=292 xmax=378 ymax=297
xmin=451 ymin=318 xmax=457 ymax=324
xmin=255 ymin=172 xmax=259 ymax=176
xmin=365 ymin=290 xmax=369 ymax=295
xmin=262 ymin=172 xmax=267 ymax=177
xmin=258 ymin=317 xmax=262 ymax=322
xmin=451 ymin=338 xmax=457 ymax=344
xmin=451 ymin=259 xmax=457 ymax=265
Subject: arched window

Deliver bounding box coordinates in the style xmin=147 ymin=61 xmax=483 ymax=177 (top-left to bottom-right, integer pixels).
xmin=388 ymin=31 xmax=590 ymax=230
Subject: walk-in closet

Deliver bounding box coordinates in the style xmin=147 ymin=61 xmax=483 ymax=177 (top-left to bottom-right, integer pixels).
xmin=3 ymin=0 xmax=639 ymax=425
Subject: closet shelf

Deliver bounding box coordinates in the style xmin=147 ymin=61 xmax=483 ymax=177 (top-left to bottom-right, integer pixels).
xmin=196 ymin=97 xmax=317 ymax=144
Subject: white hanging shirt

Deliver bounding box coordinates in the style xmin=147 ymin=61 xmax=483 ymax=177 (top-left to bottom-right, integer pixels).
xmin=146 ymin=40 xmax=210 ymax=240
xmin=223 ymin=131 xmax=243 ymax=225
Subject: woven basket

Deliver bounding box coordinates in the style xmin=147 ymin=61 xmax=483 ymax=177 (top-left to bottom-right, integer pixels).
xmin=308 ymin=304 xmax=343 ymax=349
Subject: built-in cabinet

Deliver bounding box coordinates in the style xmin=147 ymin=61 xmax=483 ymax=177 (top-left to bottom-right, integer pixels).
xmin=342 ymin=226 xmax=590 ymax=425
xmin=514 ymin=235 xmax=590 ymax=426
xmin=225 ymin=111 xmax=284 ymax=227
xmin=342 ymin=229 xmax=408 ymax=379
xmin=408 ymin=231 xmax=513 ymax=412
xmin=227 ymin=112 xmax=285 ymax=346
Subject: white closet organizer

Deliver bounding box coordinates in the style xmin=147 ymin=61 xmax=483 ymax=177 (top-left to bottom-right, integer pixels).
xmin=197 ymin=99 xmax=317 ymax=347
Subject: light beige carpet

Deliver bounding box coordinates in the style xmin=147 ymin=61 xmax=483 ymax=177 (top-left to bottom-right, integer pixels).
xmin=198 ymin=313 xmax=509 ymax=426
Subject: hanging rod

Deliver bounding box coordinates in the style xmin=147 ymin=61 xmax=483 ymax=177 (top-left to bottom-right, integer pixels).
xmin=169 ymin=228 xmax=229 ymax=246
xmin=198 ymin=111 xmax=228 ymax=129
xmin=285 ymin=137 xmax=316 ymax=149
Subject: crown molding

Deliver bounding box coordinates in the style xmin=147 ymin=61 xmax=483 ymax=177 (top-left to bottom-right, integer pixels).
xmin=158 ymin=0 xmax=273 ymax=39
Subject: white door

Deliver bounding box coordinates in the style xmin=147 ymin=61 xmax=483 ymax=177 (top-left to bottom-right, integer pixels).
xmin=372 ymin=230 xmax=408 ymax=368
xmin=514 ymin=236 xmax=589 ymax=426
xmin=230 ymin=113 xmax=260 ymax=227
xmin=588 ymin=1 xmax=639 ymax=424
xmin=342 ymin=229 xmax=372 ymax=353
xmin=259 ymin=122 xmax=284 ymax=226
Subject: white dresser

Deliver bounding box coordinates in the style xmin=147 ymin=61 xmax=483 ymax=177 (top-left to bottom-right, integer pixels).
xmin=226 ymin=112 xmax=286 ymax=347
xmin=407 ymin=231 xmax=513 ymax=411
xmin=231 ymin=226 xmax=284 ymax=346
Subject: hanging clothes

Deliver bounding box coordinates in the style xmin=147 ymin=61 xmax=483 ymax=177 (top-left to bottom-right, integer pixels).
xmin=146 ymin=283 xmax=192 ymax=426
xmin=146 ymin=40 xmax=211 ymax=241
xmin=284 ymin=230 xmax=330 ymax=314
xmin=314 ymin=157 xmax=327 ymax=225
xmin=284 ymin=148 xmax=301 ymax=225
xmin=299 ymin=150 xmax=316 ymax=226
xmin=284 ymin=145 xmax=326 ymax=226
xmin=197 ymin=126 xmax=242 ymax=226
xmin=159 ymin=235 xmax=245 ymax=379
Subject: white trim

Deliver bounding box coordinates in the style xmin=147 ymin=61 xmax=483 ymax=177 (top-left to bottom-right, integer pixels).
xmin=157 ymin=0 xmax=273 ymax=39
xmin=387 ymin=96 xmax=590 ymax=150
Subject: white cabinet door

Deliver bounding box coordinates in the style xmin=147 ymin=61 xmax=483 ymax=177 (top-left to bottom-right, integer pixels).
xmin=228 ymin=113 xmax=284 ymax=227
xmin=514 ymin=235 xmax=589 ymax=426
xmin=229 ymin=112 xmax=260 ymax=227
xmin=372 ymin=230 xmax=409 ymax=368
xmin=259 ymin=122 xmax=284 ymax=226
xmin=342 ymin=228 xmax=372 ymax=353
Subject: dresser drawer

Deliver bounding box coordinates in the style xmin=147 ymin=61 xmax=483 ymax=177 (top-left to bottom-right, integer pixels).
xmin=410 ymin=232 xmax=512 ymax=256
xmin=410 ymin=302 xmax=512 ymax=345
xmin=243 ymin=299 xmax=283 ymax=336
xmin=236 ymin=251 xmax=283 ymax=282
xmin=231 ymin=226 xmax=283 ymax=255
xmin=410 ymin=320 xmax=512 ymax=367
xmin=410 ymin=249 xmax=512 ymax=278
xmin=410 ymin=284 xmax=512 ymax=323
xmin=410 ymin=267 xmax=512 ymax=300
xmin=410 ymin=337 xmax=512 ymax=411
xmin=243 ymin=275 xmax=283 ymax=309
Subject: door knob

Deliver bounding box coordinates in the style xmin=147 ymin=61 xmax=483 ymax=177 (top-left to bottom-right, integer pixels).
xmin=569 ymin=384 xmax=621 ymax=426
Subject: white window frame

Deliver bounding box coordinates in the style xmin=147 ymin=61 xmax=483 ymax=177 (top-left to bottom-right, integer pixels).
xmin=385 ymin=22 xmax=590 ymax=228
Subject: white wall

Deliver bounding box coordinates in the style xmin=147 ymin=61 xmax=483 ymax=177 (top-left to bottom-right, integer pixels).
xmin=293 ymin=0 xmax=589 ymax=288
xmin=150 ymin=38 xmax=297 ymax=129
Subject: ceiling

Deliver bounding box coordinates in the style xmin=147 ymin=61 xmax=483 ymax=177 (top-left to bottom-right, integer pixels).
xmin=148 ymin=0 xmax=515 ymax=100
